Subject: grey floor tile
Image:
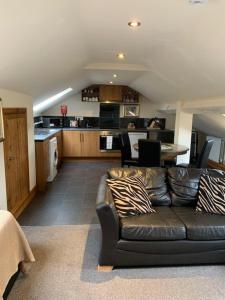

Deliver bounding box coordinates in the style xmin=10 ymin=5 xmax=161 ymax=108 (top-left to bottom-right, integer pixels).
xmin=18 ymin=159 xmax=119 ymax=226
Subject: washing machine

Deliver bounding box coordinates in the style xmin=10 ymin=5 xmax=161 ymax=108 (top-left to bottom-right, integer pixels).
xmin=47 ymin=137 xmax=58 ymax=182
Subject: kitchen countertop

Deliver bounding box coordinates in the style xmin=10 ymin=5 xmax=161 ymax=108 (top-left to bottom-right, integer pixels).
xmin=34 ymin=128 xmax=61 ymax=141
xmin=34 ymin=127 xmax=173 ymax=141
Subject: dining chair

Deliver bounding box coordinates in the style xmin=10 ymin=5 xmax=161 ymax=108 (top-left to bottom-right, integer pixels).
xmin=138 ymin=139 xmax=161 ymax=167
xmin=119 ymin=132 xmax=139 ymax=167
xmin=177 ymin=139 xmax=213 ymax=168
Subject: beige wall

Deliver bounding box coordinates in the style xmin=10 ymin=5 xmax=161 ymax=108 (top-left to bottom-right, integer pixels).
xmin=0 ymin=89 xmax=36 ymax=210
xmin=43 ymin=93 xmax=176 ymax=129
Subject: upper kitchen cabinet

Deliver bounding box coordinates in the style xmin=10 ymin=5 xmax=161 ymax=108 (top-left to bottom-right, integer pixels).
xmin=81 ymin=84 xmax=139 ymax=103
xmin=82 ymin=85 xmax=99 ymax=102
xmin=122 ymin=86 xmax=139 ymax=103
xmin=99 ymin=85 xmax=122 ymax=103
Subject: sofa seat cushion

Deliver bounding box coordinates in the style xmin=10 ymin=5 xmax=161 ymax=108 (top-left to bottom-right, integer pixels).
xmin=121 ymin=207 xmax=186 ymax=241
xmin=172 ymin=207 xmax=225 ymax=240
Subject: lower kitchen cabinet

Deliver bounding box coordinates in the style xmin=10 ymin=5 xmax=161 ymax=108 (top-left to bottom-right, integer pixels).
xmin=35 ymin=139 xmax=50 ymax=192
xmin=63 ymin=131 xmax=82 ymax=157
xmin=82 ymin=131 xmax=99 ymax=157
xmin=63 ymin=130 xmax=120 ymax=158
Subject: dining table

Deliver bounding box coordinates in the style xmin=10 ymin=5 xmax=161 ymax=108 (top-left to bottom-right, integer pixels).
xmin=133 ymin=143 xmax=189 ymax=161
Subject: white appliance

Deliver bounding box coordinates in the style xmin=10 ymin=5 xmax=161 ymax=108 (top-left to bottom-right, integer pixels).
xmin=47 ymin=137 xmax=58 ymax=182
xmin=128 ymin=132 xmax=148 ymax=159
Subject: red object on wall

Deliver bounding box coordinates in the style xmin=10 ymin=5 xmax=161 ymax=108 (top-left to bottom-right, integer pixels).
xmin=61 ymin=105 xmax=68 ymax=116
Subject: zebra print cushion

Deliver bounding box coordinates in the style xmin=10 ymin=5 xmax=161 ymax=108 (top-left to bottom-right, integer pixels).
xmin=107 ymin=176 xmax=155 ymax=218
xmin=196 ymin=174 xmax=225 ymax=215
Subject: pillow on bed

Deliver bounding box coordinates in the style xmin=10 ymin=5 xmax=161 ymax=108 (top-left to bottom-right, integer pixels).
xmin=107 ymin=176 xmax=155 ymax=218
xmin=196 ymin=173 xmax=225 ymax=215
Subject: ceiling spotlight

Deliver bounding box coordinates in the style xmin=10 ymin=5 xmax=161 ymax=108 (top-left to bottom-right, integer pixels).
xmin=128 ymin=20 xmax=141 ymax=28
xmin=117 ymin=52 xmax=125 ymax=60
xmin=109 ymin=81 xmax=113 ymax=84
xmin=113 ymin=74 xmax=117 ymax=78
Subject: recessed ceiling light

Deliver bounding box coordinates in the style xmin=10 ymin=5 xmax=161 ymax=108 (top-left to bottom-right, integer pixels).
xmin=117 ymin=52 xmax=125 ymax=60
xmin=128 ymin=20 xmax=141 ymax=28
xmin=113 ymin=74 xmax=117 ymax=78
xmin=109 ymin=81 xmax=113 ymax=84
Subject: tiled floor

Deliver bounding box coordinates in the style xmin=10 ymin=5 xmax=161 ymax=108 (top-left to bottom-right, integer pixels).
xmin=18 ymin=160 xmax=120 ymax=226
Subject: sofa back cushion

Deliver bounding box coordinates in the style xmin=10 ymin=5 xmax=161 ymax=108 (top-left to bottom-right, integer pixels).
xmin=168 ymin=168 xmax=203 ymax=207
xmin=108 ymin=167 xmax=171 ymax=206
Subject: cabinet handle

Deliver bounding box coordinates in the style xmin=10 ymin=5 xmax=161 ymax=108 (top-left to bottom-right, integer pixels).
xmin=80 ymin=133 xmax=81 ymax=142
xmin=82 ymin=133 xmax=84 ymax=142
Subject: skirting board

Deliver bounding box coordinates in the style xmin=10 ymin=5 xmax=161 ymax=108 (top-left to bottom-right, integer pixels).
xmin=11 ymin=186 xmax=37 ymax=219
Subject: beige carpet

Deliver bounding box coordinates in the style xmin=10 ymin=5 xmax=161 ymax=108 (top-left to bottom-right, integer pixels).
xmin=8 ymin=225 xmax=225 ymax=300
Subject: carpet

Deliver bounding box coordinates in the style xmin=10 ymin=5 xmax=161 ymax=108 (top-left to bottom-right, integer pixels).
xmin=8 ymin=225 xmax=225 ymax=300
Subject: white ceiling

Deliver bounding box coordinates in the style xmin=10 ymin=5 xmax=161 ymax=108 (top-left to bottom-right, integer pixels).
xmin=1 ymin=0 xmax=225 ymax=109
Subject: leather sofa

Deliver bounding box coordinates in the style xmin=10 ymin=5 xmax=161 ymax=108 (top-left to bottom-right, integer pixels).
xmin=96 ymin=167 xmax=225 ymax=269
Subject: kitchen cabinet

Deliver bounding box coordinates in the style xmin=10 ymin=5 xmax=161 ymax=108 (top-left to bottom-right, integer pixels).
xmin=63 ymin=130 xmax=121 ymax=158
xmin=82 ymin=131 xmax=99 ymax=157
xmin=35 ymin=139 xmax=50 ymax=192
xmin=99 ymin=85 xmax=122 ymax=102
xmin=63 ymin=131 xmax=99 ymax=157
xmin=63 ymin=131 xmax=82 ymax=157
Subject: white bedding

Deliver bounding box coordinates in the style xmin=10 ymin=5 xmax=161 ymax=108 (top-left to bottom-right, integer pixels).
xmin=0 ymin=210 xmax=35 ymax=298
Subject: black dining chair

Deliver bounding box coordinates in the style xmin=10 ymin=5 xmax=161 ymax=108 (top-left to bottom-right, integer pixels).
xmin=138 ymin=139 xmax=161 ymax=167
xmin=177 ymin=139 xmax=213 ymax=168
xmin=119 ymin=132 xmax=139 ymax=167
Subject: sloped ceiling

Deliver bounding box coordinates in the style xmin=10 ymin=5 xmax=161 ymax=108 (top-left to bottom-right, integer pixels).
xmin=1 ymin=0 xmax=225 ymax=113
xmin=193 ymin=113 xmax=225 ymax=138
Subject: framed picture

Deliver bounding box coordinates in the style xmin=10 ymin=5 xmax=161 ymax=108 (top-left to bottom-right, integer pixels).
xmin=123 ymin=104 xmax=140 ymax=117
xmin=0 ymin=98 xmax=4 ymax=142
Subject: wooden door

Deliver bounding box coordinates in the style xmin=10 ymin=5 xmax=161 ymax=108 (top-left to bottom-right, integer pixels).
xmin=82 ymin=131 xmax=99 ymax=157
xmin=63 ymin=131 xmax=82 ymax=157
xmin=99 ymin=85 xmax=122 ymax=102
xmin=3 ymin=108 xmax=29 ymax=213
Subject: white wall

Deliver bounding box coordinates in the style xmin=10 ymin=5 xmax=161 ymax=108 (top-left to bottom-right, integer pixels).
xmin=43 ymin=93 xmax=176 ymax=129
xmin=43 ymin=93 xmax=99 ymax=117
xmin=0 ymin=89 xmax=36 ymax=210
xmin=174 ymin=102 xmax=193 ymax=164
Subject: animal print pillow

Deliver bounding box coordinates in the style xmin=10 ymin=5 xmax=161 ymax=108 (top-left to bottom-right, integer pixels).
xmin=107 ymin=176 xmax=155 ymax=218
xmin=196 ymin=174 xmax=225 ymax=215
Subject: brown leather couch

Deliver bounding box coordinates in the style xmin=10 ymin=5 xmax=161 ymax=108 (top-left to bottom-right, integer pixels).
xmin=96 ymin=167 xmax=225 ymax=269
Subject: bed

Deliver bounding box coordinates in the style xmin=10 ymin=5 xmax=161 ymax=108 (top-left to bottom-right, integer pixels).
xmin=0 ymin=210 xmax=35 ymax=299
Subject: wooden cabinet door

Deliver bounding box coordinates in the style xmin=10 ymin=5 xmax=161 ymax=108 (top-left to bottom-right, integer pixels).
xmin=35 ymin=139 xmax=49 ymax=192
xmin=63 ymin=131 xmax=82 ymax=157
xmin=99 ymin=85 xmax=122 ymax=102
xmin=3 ymin=108 xmax=29 ymax=213
xmin=81 ymin=131 xmax=99 ymax=157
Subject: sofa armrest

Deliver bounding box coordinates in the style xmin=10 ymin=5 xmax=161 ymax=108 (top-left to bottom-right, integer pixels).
xmin=96 ymin=175 xmax=120 ymax=252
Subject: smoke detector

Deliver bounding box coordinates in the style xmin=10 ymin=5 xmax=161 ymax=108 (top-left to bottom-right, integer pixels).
xmin=189 ymin=0 xmax=207 ymax=4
